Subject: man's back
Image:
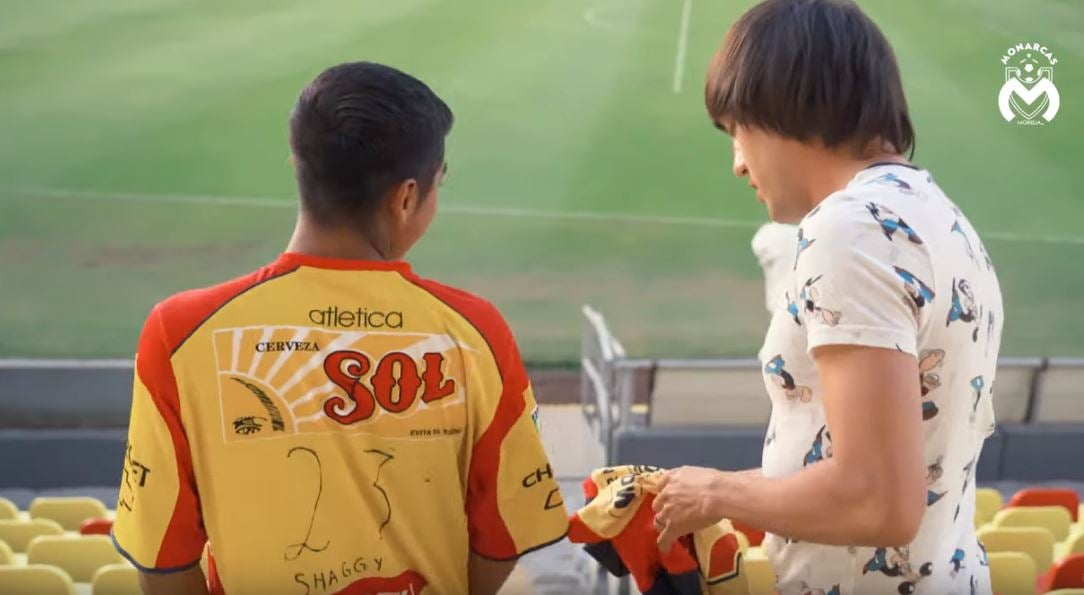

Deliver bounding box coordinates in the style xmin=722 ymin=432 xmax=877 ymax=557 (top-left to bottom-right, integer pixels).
xmin=112 ymin=253 xmax=569 ymax=594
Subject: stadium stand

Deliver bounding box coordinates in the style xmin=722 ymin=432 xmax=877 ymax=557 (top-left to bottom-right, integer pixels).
xmin=29 ymin=497 xmax=108 ymax=532
xmin=0 ymin=519 xmax=64 ymax=553
xmin=977 ymin=526 xmax=1056 ymax=572
xmin=26 ymin=535 xmax=123 ymax=582
xmin=993 ymin=506 xmax=1074 ymax=542
xmin=91 ymin=563 xmax=141 ymax=595
xmin=989 ymin=551 xmax=1039 ymax=595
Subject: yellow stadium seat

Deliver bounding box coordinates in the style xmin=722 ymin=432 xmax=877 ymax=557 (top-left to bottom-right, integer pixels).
xmin=1048 ymin=590 xmax=1084 ymax=595
xmin=994 ymin=505 xmax=1073 ymax=542
xmin=0 ymin=498 xmax=18 ymax=521
xmin=988 ymin=551 xmax=1037 ymax=595
xmin=978 ymin=526 xmax=1055 ymax=571
xmin=976 ymin=487 xmax=1003 ymax=526
xmin=0 ymin=519 xmax=64 ymax=553
xmin=0 ymin=564 xmax=76 ymax=595
xmin=92 ymin=564 xmax=141 ymax=595
xmin=1060 ymin=532 xmax=1084 ymax=561
xmin=734 ymin=530 xmax=751 ymax=553
xmin=0 ymin=539 xmax=14 ymax=566
xmin=27 ymin=535 xmax=123 ymax=582
xmin=744 ymin=549 xmax=775 ymax=595
xmin=29 ymin=497 xmax=108 ymax=532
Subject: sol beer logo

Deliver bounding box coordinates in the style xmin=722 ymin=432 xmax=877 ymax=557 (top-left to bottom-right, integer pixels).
xmin=213 ymin=326 xmax=467 ymax=442
xmin=322 ymin=350 xmax=456 ymax=424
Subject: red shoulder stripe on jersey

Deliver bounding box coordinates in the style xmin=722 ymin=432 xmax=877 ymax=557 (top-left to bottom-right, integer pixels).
xmin=140 ymin=262 xmax=297 ymax=567
xmin=402 ymin=275 xmax=526 ymax=560
xmin=162 ymin=264 xmax=299 ymax=355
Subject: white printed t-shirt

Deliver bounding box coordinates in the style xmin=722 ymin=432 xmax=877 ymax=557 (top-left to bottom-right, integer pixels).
xmin=760 ymin=163 xmax=1004 ymax=595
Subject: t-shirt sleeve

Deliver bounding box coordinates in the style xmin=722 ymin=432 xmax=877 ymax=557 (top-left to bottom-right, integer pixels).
xmin=792 ymin=196 xmax=937 ymax=356
xmin=465 ymin=311 xmax=569 ymax=560
xmin=112 ymin=305 xmax=206 ymax=572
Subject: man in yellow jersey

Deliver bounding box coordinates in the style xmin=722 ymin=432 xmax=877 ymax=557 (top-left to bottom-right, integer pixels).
xmin=111 ymin=62 xmax=569 ymax=595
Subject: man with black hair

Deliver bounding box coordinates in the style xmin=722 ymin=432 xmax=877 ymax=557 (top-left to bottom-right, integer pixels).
xmin=652 ymin=2 xmax=1002 ymax=593
xmin=112 ymin=62 xmax=568 ymax=595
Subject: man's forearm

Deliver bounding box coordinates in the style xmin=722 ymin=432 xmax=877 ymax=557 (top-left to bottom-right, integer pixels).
xmin=708 ymin=461 xmax=911 ymax=546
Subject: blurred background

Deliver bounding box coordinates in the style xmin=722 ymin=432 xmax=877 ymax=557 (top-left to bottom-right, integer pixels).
xmin=1 ymin=0 xmax=1082 ymax=364
xmin=1 ymin=1 xmax=1083 ymax=594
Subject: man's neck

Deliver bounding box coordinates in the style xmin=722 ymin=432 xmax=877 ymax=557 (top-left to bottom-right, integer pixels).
xmin=285 ymin=215 xmax=390 ymax=261
xmin=805 ymin=149 xmax=909 ymax=211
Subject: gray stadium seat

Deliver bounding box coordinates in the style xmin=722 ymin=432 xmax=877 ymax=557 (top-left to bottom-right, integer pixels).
xmin=612 ymin=427 xmax=766 ymax=470
xmin=646 ymin=360 xmax=770 ymax=427
xmin=1034 ymin=359 xmax=1084 ymax=423
xmin=999 ymin=423 xmax=1084 ymax=481
xmin=993 ymin=358 xmax=1043 ymax=423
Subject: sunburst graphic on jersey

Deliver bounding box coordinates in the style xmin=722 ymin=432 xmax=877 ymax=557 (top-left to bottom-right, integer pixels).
xmin=212 ymin=326 xmax=471 ymax=443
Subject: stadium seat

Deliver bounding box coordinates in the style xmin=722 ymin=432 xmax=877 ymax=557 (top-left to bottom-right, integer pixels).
xmin=977 ymin=487 xmax=1004 ymax=527
xmin=987 ymin=551 xmax=1037 ymax=595
xmin=26 ymin=535 xmax=123 ymax=582
xmin=79 ymin=518 xmax=113 ymax=536
xmin=1048 ymin=590 xmax=1084 ymax=595
xmin=0 ymin=564 xmax=76 ymax=595
xmin=92 ymin=563 xmax=141 ymax=595
xmin=29 ymin=497 xmax=108 ymax=531
xmin=1009 ymin=488 xmax=1079 ymax=522
xmin=731 ymin=520 xmax=765 ymax=547
xmin=0 ymin=539 xmax=13 ymax=566
xmin=0 ymin=498 xmax=18 ymax=521
xmin=1044 ymin=554 xmax=1084 ymax=592
xmin=993 ymin=506 xmax=1073 ymax=542
xmin=744 ymin=550 xmax=775 ymax=595
xmin=1034 ymin=359 xmax=1084 ymax=423
xmin=978 ymin=526 xmax=1055 ymax=571
xmin=647 ymin=360 xmax=769 ymax=426
xmin=0 ymin=519 xmax=64 ymax=552
xmin=1060 ymin=532 xmax=1084 ymax=561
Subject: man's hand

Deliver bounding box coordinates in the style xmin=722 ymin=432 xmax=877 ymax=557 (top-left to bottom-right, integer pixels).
xmin=650 ymin=466 xmax=725 ymax=551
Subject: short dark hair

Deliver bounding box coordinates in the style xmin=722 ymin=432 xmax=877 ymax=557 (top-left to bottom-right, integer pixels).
xmin=289 ymin=62 xmax=454 ymax=224
xmin=706 ymin=0 xmax=914 ymax=156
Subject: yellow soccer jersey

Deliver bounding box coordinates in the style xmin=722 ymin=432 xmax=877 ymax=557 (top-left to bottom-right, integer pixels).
xmin=112 ymin=253 xmax=569 ymax=595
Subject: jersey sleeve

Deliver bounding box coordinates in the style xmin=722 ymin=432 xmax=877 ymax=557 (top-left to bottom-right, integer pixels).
xmin=112 ymin=304 xmax=206 ymax=572
xmin=465 ymin=313 xmax=569 ymax=560
xmin=793 ymin=195 xmax=937 ymax=357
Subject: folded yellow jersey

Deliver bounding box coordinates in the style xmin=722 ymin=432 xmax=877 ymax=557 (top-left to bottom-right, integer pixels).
xmin=568 ymin=466 xmax=749 ymax=595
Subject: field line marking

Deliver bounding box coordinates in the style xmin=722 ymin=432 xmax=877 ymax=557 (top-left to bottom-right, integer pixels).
xmin=2 ymin=186 xmax=1083 ymax=245
xmin=672 ymin=0 xmax=693 ymax=94
xmin=0 ymin=186 xmax=760 ymax=229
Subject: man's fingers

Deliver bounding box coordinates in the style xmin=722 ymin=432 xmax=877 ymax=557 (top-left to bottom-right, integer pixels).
xmin=657 ymin=523 xmax=679 ymax=552
xmin=652 ymin=492 xmax=667 ymax=512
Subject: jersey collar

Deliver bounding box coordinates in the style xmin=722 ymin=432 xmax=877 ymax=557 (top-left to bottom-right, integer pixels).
xmin=275 ymin=252 xmax=413 ymax=274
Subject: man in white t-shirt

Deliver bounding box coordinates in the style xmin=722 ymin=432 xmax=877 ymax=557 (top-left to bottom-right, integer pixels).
xmin=651 ymin=1 xmax=1002 ymax=594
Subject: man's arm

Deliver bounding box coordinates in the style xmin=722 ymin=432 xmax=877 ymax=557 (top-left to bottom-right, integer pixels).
xmin=138 ymin=566 xmax=210 ymax=595
xmin=654 ymin=345 xmax=926 ymax=549
xmin=468 ymin=553 xmax=516 ymax=595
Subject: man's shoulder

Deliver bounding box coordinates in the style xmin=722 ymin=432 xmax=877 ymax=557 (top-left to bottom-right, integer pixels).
xmin=152 ymin=262 xmax=298 ymax=353
xmin=404 ymin=274 xmax=516 ymax=352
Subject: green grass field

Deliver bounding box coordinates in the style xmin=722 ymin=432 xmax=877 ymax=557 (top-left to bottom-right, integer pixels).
xmin=1 ymin=0 xmax=1082 ymax=363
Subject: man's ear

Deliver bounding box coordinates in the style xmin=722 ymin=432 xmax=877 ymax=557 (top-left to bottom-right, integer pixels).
xmin=386 ymin=178 xmax=419 ymax=221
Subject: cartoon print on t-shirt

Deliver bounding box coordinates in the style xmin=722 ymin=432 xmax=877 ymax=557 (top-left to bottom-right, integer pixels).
xmin=765 ymin=355 xmax=813 ymax=403
xmin=926 ymin=456 xmax=947 ymax=506
xmin=862 ymin=546 xmax=933 ymax=595
xmin=947 ymin=278 xmax=981 ymax=342
xmin=785 ymin=291 xmax=802 ymax=326
xmin=795 ymin=227 xmax=816 ymax=270
xmin=894 ymin=266 xmax=935 ymax=318
xmin=969 ymin=376 xmax=985 ymax=422
xmin=868 ymin=172 xmax=915 ymax=194
xmin=800 ymin=275 xmax=842 ymax=327
xmin=918 ymin=349 xmax=944 ymax=421
xmin=803 ymin=425 xmax=832 ymax=466
xmin=951 ymin=219 xmax=979 ymax=266
xmin=986 ymin=311 xmax=996 ymax=356
xmin=799 ymin=583 xmax=840 ymax=595
xmin=867 ymin=202 xmax=923 ymax=244
xmin=979 ymin=242 xmax=994 ymax=271
xmin=949 ymin=548 xmax=966 ymax=578
xmin=954 ymin=456 xmax=978 ymax=522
